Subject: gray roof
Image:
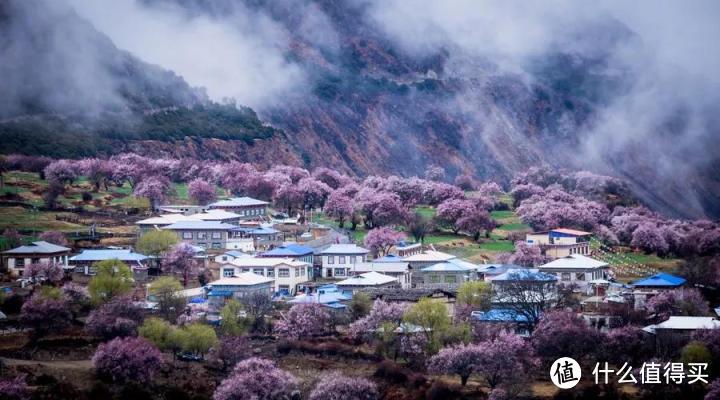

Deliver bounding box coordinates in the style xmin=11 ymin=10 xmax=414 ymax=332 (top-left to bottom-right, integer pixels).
xmin=162 ymin=221 xmax=237 ymax=230
xmin=209 ymin=197 xmax=269 ymax=208
xmin=3 ymin=241 xmax=70 ymax=254
xmin=69 ymin=249 xmax=148 ymax=262
xmin=422 ymin=260 xmax=475 ymax=272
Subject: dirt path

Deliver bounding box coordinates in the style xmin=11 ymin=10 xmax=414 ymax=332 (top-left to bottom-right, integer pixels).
xmin=1 ymin=356 xmax=92 ymax=369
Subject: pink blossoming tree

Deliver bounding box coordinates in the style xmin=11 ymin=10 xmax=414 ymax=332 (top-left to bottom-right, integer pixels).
xmin=92 ymin=336 xmax=163 ymax=385
xmin=213 ymin=358 xmax=298 ymax=400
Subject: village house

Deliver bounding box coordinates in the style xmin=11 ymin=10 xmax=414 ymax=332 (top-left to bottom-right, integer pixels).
xmin=538 ymin=254 xmax=610 ymax=289
xmin=229 ymin=226 xmax=282 ymax=252
xmin=69 ymin=248 xmax=150 ymax=280
xmin=419 ymin=259 xmax=480 ymax=289
xmin=404 ymin=250 xmax=457 ymax=287
xmin=491 ymin=268 xmax=558 ymax=307
xmin=348 ymin=261 xmax=412 ymax=289
xmin=336 ymin=271 xmax=400 ymax=295
xmin=207 ymin=272 xmax=274 ymax=307
xmin=319 ymin=244 xmax=369 ymax=279
xmin=207 ymin=197 xmax=269 ymax=219
xmin=220 ymin=257 xmax=311 ymax=295
xmin=632 ymin=272 xmax=687 ymax=310
xmin=525 ymin=228 xmax=592 ymax=259
xmin=162 ymin=221 xmax=237 ymax=250
xmin=643 ymin=316 xmax=720 ymax=356
xmin=2 ymin=241 xmax=72 ymax=277
xmin=260 ymin=244 xmax=314 ymax=264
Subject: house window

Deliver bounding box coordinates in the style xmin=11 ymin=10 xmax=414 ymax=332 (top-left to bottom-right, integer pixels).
xmin=241 ymin=268 xmax=250 ymax=273
xmin=198 ymin=232 xmax=207 ymax=239
xmin=561 ymin=273 xmax=571 ymax=281
xmin=183 ymin=232 xmax=193 ymax=239
xmin=327 ymin=256 xmax=334 ymax=264
xmin=301 ymin=268 xmax=306 ymax=276
xmin=444 ymin=275 xmax=457 ymax=283
xmin=15 ymin=258 xmax=25 ymax=268
xmin=339 ymin=256 xmax=346 ymax=264
xmin=212 ymin=242 xmax=222 ymax=249
xmin=266 ymin=269 xmax=275 ymax=277
xmin=295 ymin=268 xmax=300 ymax=277
xmin=349 ymin=256 xmax=356 ymax=264
xmin=278 ymin=268 xmax=290 ymax=277
xmin=430 ymin=275 xmax=440 ymax=283
xmin=212 ymin=231 xmax=222 ymax=239
xmin=253 ymin=268 xmax=264 ymax=275
xmin=334 ymin=268 xmax=346 ymax=276
xmin=223 ymin=269 xmax=235 ymax=277
xmin=222 ymin=256 xmax=227 ymax=261
xmin=576 ymin=273 xmax=585 ymax=281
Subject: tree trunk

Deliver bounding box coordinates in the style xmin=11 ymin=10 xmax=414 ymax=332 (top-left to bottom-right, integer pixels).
xmin=461 ymin=374 xmax=469 ymax=386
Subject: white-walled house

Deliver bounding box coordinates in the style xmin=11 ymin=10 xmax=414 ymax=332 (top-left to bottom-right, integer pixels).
xmin=319 ymin=244 xmax=369 ymax=279
xmin=336 ymin=271 xmax=399 ymax=294
xmin=219 ymin=257 xmax=311 ymax=295
xmin=2 ymin=241 xmax=71 ymax=277
xmin=348 ymin=262 xmax=412 ymax=289
xmin=538 ymin=254 xmax=610 ymax=287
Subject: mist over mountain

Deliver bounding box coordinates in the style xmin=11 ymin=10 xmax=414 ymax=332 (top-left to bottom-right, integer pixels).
xmin=1 ymin=0 xmax=719 ymax=219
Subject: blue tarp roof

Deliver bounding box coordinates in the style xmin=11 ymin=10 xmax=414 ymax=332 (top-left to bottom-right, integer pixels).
xmin=262 ymin=244 xmax=313 ymax=257
xmin=633 ymin=273 xmax=686 ymax=287
xmin=472 ymin=309 xmax=531 ymax=323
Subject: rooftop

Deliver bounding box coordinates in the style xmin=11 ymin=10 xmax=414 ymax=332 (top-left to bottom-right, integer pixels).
xmin=136 ymin=214 xmax=193 ymax=225
xmin=188 ymin=210 xmax=241 ymax=221
xmin=550 ymin=228 xmax=593 ymax=236
xmin=643 ymin=316 xmax=720 ymax=333
xmin=374 ymin=254 xmax=404 ymax=263
xmin=633 ymin=273 xmax=686 ymax=287
xmin=69 ymin=249 xmax=148 ymax=262
xmin=162 ymin=221 xmax=237 ymax=230
xmin=320 ymin=244 xmax=369 ymax=255
xmin=422 ymin=258 xmax=478 ymax=272
xmin=209 ymin=197 xmax=269 ymax=208
xmin=403 ymin=250 xmax=456 ymax=262
xmin=209 ymin=272 xmax=274 ymax=286
xmin=3 ymin=241 xmax=70 ymax=254
xmin=539 ymin=254 xmax=609 ymax=270
xmin=336 ymin=271 xmax=397 ymax=287
xmin=261 ymin=244 xmax=315 ymax=257
xmin=492 ymin=268 xmax=558 ymax=282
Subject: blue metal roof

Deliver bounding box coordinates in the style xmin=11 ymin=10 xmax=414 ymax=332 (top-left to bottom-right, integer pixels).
xmin=473 ymin=309 xmax=531 ymax=323
xmin=492 ymin=268 xmax=558 ymax=282
xmin=633 ymin=273 xmax=686 ymax=287
xmin=374 ymin=254 xmax=403 ymax=263
xmin=262 ymin=244 xmax=313 ymax=257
